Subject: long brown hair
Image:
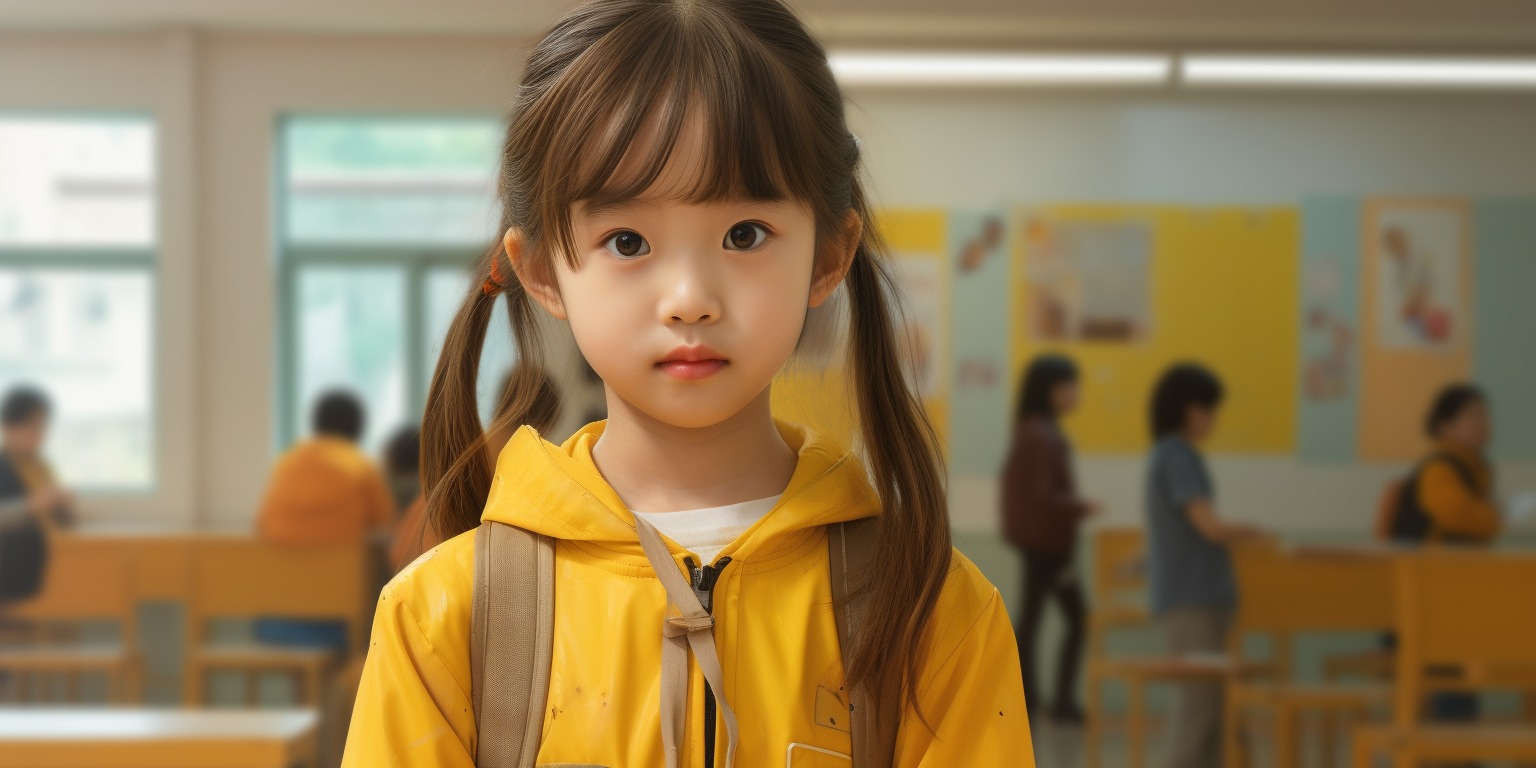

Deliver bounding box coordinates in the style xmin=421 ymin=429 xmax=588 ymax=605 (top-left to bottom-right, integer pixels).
xmin=422 ymin=0 xmax=951 ymax=717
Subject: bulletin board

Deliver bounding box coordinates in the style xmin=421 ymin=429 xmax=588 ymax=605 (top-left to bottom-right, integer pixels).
xmin=1011 ymin=205 xmax=1300 ymax=454
xmin=771 ymin=209 xmax=950 ymax=452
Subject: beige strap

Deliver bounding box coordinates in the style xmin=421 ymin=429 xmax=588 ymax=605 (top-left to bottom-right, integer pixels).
xmin=829 ymin=519 xmax=899 ymax=768
xmin=633 ymin=514 xmax=740 ymax=768
xmin=471 ymin=521 xmax=556 ymax=768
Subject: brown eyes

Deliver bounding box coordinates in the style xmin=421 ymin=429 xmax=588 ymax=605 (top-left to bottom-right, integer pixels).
xmin=602 ymin=223 xmax=767 ymax=259
xmin=603 ymin=231 xmax=650 ymax=259
xmin=724 ymin=223 xmax=767 ymax=251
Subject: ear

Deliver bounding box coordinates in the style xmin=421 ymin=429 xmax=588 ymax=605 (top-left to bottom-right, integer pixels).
xmin=505 ymin=227 xmax=567 ymax=320
xmin=809 ymin=209 xmax=862 ymax=308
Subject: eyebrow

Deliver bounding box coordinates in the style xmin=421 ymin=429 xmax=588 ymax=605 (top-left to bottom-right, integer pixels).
xmin=577 ymin=198 xmax=649 ymax=219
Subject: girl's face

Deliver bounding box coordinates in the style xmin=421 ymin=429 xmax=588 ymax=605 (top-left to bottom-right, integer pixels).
xmin=554 ymin=196 xmax=821 ymax=428
xmin=509 ymin=116 xmax=854 ymax=431
xmin=1439 ymin=399 xmax=1491 ymax=452
xmin=1051 ymin=380 xmax=1080 ymax=417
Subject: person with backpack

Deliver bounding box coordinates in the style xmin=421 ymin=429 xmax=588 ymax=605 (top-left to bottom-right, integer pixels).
xmin=341 ymin=2 xmax=1030 ymax=766
xmin=1377 ymin=384 xmax=1501 ymax=545
xmin=1375 ymin=384 xmax=1500 ymax=724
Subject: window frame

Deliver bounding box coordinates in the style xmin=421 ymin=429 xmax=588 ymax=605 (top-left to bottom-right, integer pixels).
xmin=272 ymin=112 xmax=503 ymax=452
xmin=0 ymin=111 xmax=160 ymax=493
xmin=275 ymin=245 xmax=488 ymax=450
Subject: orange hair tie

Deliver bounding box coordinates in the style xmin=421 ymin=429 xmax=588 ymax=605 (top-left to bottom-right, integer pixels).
xmin=483 ymin=255 xmax=509 ymax=296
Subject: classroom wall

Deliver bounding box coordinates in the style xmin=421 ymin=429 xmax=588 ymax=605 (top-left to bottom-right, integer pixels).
xmin=843 ymin=89 xmax=1536 ymax=533
xmin=8 ymin=30 xmax=1536 ymax=532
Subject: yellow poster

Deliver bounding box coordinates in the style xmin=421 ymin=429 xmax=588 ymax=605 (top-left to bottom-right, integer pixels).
xmin=1012 ymin=206 xmax=1299 ymax=453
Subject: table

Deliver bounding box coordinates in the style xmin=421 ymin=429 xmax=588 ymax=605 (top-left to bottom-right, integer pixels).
xmin=0 ymin=708 xmax=319 ymax=768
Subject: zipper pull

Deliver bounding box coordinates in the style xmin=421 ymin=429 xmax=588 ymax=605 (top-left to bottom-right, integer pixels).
xmin=687 ymin=557 xmax=732 ymax=614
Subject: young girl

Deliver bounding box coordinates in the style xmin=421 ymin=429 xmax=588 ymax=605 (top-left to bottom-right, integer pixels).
xmin=1002 ymin=354 xmax=1096 ymax=724
xmin=342 ymin=1 xmax=1029 ymax=765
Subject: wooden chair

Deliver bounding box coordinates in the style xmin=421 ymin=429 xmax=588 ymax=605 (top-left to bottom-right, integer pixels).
xmin=1352 ymin=551 xmax=1536 ymax=767
xmin=184 ymin=540 xmax=369 ymax=707
xmin=0 ymin=536 xmax=139 ymax=703
xmin=1087 ymin=527 xmax=1212 ymax=768
xmin=1088 ymin=527 xmax=1150 ymax=658
xmin=1225 ymin=543 xmax=1396 ymax=768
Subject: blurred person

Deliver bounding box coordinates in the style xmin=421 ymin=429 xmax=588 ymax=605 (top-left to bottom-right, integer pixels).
xmin=1146 ymin=363 xmax=1265 ymax=768
xmin=1377 ymin=384 xmax=1501 ymax=545
xmin=0 ymin=386 xmax=72 ymax=605
xmin=253 ymin=390 xmax=393 ymax=653
xmin=389 ymin=365 xmax=563 ymax=572
xmin=1002 ymin=353 xmax=1097 ymax=724
xmin=1373 ymin=384 xmax=1499 ymax=724
xmin=256 ymin=390 xmax=393 ymax=547
xmin=382 ymin=426 xmax=422 ymax=516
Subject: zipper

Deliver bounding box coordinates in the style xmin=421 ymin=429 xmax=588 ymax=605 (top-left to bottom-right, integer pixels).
xmin=685 ymin=555 xmax=732 ymax=768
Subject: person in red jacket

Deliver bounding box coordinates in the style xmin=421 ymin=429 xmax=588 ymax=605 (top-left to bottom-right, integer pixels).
xmin=1002 ymin=354 xmax=1099 ymax=723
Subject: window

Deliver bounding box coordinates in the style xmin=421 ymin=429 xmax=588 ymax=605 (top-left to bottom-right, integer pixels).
xmin=0 ymin=116 xmax=156 ymax=491
xmin=278 ymin=116 xmax=511 ymax=453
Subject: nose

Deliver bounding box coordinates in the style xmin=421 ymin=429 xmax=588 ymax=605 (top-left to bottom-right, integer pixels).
xmin=657 ymin=251 xmax=722 ymax=326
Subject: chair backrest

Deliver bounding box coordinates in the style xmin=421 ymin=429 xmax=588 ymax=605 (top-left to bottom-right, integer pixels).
xmin=1393 ymin=551 xmax=1536 ymax=727
xmin=189 ymin=539 xmax=369 ymax=652
xmin=1233 ymin=543 xmax=1396 ymax=634
xmin=1091 ymin=527 xmax=1147 ymax=607
xmin=7 ymin=536 xmax=134 ymax=626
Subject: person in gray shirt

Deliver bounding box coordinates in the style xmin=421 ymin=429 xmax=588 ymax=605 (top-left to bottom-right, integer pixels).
xmin=1145 ymin=364 xmax=1266 ymax=768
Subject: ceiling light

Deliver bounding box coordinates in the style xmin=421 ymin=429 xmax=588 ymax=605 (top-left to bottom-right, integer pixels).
xmin=828 ymin=53 xmax=1172 ymax=87
xmin=1182 ymin=56 xmax=1536 ymax=89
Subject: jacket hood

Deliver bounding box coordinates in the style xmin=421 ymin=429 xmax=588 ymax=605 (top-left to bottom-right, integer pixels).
xmin=481 ymin=419 xmax=879 ymax=563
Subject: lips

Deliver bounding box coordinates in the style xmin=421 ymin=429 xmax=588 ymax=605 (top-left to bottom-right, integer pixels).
xmin=657 ymin=345 xmax=728 ymax=380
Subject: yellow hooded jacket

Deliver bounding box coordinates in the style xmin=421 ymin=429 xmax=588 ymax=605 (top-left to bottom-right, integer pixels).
xmin=343 ymin=422 xmax=1032 ymax=767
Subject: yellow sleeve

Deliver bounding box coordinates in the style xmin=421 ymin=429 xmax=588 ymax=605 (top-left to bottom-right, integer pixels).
xmin=894 ymin=584 xmax=1034 ymax=767
xmin=342 ymin=583 xmax=477 ymax=768
xmin=1419 ymin=462 xmax=1502 ymax=541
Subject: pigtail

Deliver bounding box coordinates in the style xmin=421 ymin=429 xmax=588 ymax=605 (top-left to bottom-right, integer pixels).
xmin=421 ymin=242 xmax=549 ymax=542
xmin=841 ymin=206 xmax=954 ymax=724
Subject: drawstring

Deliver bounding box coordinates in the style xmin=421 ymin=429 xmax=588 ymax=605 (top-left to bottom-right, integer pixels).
xmin=634 ymin=514 xmax=740 ymax=768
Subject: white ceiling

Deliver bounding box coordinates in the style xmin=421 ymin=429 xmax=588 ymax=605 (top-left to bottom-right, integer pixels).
xmin=0 ymin=0 xmax=1532 ymax=47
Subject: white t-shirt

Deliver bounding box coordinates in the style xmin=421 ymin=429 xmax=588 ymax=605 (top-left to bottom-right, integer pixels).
xmin=631 ymin=495 xmax=780 ymax=566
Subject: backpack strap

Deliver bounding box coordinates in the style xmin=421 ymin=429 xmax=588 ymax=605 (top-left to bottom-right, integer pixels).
xmin=1429 ymin=451 xmax=1482 ymax=498
xmin=829 ymin=518 xmax=900 ymax=768
xmin=471 ymin=521 xmax=556 ymax=768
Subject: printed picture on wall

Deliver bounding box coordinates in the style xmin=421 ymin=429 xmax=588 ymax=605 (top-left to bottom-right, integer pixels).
xmin=954 ymin=214 xmax=1005 ymax=275
xmin=1369 ymin=202 xmax=1466 ymax=350
xmin=1023 ymin=215 xmax=1153 ymax=343
xmin=950 ymin=213 xmax=1007 ymax=389
xmin=1301 ymin=260 xmax=1355 ymax=402
xmin=889 ymin=255 xmax=944 ymax=397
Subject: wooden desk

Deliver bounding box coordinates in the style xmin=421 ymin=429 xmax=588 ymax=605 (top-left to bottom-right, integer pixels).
xmin=0 ymin=708 xmax=319 ymax=768
xmin=25 ymin=532 xmax=372 ymax=707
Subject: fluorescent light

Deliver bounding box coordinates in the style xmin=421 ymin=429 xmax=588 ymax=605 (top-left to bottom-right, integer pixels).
xmin=1183 ymin=56 xmax=1536 ymax=89
xmin=828 ymin=52 xmax=1172 ymax=87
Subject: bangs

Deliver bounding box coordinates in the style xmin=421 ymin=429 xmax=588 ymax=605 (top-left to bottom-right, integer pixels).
xmin=511 ymin=3 xmax=832 ymax=264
